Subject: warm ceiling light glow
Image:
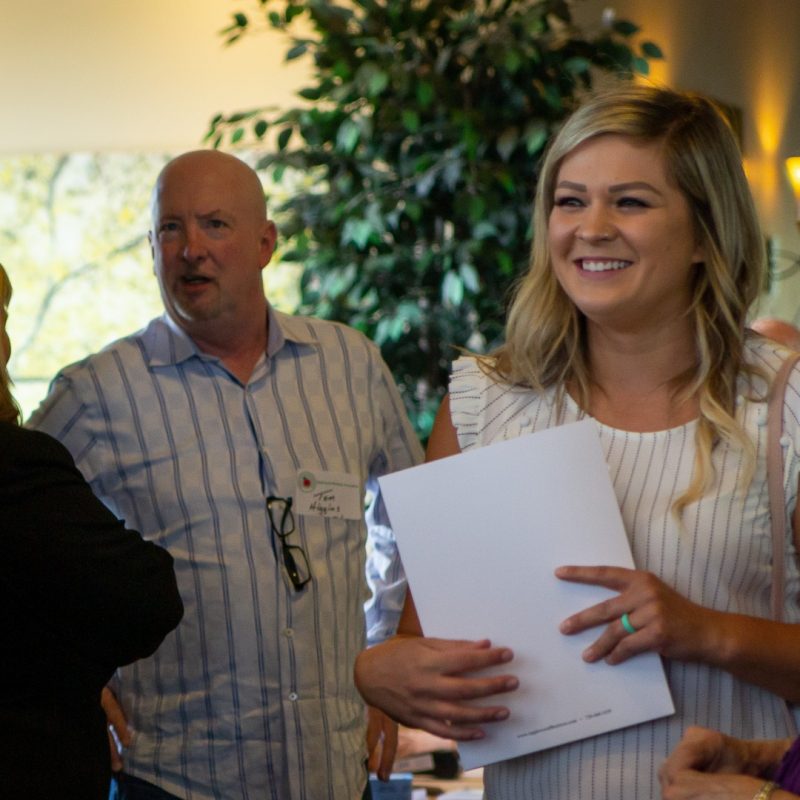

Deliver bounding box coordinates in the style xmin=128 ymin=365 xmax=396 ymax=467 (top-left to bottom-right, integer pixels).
xmin=787 ymin=158 xmax=800 ymax=199
xmin=787 ymin=158 xmax=800 ymax=227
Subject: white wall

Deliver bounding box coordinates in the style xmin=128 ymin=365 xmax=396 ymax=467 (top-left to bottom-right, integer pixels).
xmin=0 ymin=0 xmax=309 ymax=153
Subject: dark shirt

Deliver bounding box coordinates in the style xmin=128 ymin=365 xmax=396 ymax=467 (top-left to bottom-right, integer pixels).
xmin=775 ymin=736 xmax=800 ymax=794
xmin=0 ymin=422 xmax=183 ymax=798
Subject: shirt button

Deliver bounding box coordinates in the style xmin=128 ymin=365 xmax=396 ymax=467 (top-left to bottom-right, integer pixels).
xmin=283 ymin=628 xmax=294 ymax=638
xmin=289 ymin=692 xmax=299 ymax=702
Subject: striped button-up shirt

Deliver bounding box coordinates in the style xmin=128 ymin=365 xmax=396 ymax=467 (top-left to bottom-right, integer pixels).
xmin=28 ymin=307 xmax=422 ymax=800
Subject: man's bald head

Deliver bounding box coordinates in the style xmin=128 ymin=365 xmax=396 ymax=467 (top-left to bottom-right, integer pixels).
xmin=151 ymin=150 xmax=267 ymax=227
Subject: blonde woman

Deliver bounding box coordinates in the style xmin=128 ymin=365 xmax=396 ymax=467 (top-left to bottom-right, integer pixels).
xmin=356 ymin=86 xmax=800 ymax=798
xmin=0 ymin=264 xmax=183 ymax=798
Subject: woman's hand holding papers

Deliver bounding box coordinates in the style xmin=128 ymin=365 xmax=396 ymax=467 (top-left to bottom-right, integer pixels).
xmin=555 ymin=565 xmax=717 ymax=665
xmin=354 ymin=635 xmax=519 ymax=741
xmin=556 ymin=563 xmax=800 ymax=702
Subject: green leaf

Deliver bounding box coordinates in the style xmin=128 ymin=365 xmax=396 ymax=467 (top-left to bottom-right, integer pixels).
xmin=473 ymin=221 xmax=498 ymax=239
xmin=268 ymin=11 xmax=282 ymax=27
xmin=401 ymin=109 xmax=420 ymax=133
xmin=468 ymin=195 xmax=486 ymax=223
xmin=415 ymin=168 xmax=436 ymax=198
xmin=442 ymin=270 xmax=464 ymax=306
xmin=496 ymin=127 xmax=519 ymax=162
xmin=286 ymin=4 xmax=304 ymax=23
xmin=497 ymin=251 xmax=514 ymax=276
xmin=298 ymin=87 xmax=322 ymax=101
xmin=375 ymin=310 xmax=415 ymax=344
xmin=459 ymin=262 xmax=480 ymax=293
xmin=231 ymin=127 xmax=245 ymax=144
xmin=497 ymin=170 xmax=515 ymax=194
xmin=524 ymin=121 xmax=549 ymax=155
xmin=504 ymin=49 xmax=523 ymax=73
xmin=565 ymin=56 xmax=591 ymax=76
xmin=367 ymin=69 xmax=389 ymax=97
xmin=254 ymin=119 xmax=268 ymax=138
xmin=541 ymin=82 xmax=563 ymax=112
xmin=416 ymin=81 xmax=434 ymax=108
xmin=286 ymin=42 xmax=309 ymax=61
xmin=342 ymin=218 xmax=374 ymax=249
xmin=633 ymin=56 xmax=649 ymax=75
xmin=233 ymin=12 xmax=248 ymax=27
xmin=336 ymin=119 xmax=361 ymax=153
xmin=277 ymin=128 xmax=292 ymax=151
xmin=462 ymin=125 xmax=480 ymax=161
xmin=641 ymin=41 xmax=664 ymax=59
xmin=321 ymin=263 xmax=357 ymax=296
xmin=613 ymin=19 xmax=640 ymax=36
xmin=443 ymin=158 xmax=462 ymax=191
xmin=404 ymin=201 xmax=423 ymax=222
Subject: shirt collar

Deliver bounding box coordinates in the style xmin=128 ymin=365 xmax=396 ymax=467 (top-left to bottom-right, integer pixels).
xmin=143 ymin=305 xmax=319 ymax=367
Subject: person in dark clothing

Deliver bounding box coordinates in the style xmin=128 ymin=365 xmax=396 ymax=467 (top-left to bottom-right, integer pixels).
xmin=0 ymin=263 xmax=183 ymax=798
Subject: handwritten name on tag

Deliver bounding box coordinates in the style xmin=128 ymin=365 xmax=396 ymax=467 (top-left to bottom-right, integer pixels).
xmin=294 ymin=469 xmax=363 ymax=520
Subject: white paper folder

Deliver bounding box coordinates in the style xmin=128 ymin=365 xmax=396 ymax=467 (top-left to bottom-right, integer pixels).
xmin=378 ymin=419 xmax=674 ymax=770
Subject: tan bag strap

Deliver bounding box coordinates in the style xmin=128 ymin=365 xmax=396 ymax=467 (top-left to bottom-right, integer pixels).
xmin=768 ymin=353 xmax=800 ymax=621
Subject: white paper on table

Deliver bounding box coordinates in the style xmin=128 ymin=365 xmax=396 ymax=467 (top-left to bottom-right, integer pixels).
xmin=378 ymin=419 xmax=674 ymax=770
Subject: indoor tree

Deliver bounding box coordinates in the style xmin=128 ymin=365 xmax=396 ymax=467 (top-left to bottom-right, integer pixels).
xmin=207 ymin=0 xmax=662 ymax=438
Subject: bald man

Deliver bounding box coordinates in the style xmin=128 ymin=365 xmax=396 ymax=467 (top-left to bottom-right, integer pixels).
xmin=29 ymin=151 xmax=422 ymax=800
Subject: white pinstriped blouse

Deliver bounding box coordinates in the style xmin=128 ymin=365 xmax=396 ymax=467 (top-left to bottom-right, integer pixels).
xmin=449 ymin=339 xmax=800 ymax=799
xmin=28 ymin=308 xmax=422 ymax=800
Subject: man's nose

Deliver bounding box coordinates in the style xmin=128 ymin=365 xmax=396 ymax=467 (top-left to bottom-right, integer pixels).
xmin=182 ymin=226 xmax=207 ymax=261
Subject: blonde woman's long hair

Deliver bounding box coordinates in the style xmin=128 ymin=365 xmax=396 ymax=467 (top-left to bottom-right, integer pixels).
xmin=0 ymin=264 xmax=21 ymax=425
xmin=490 ymin=85 xmax=766 ymax=515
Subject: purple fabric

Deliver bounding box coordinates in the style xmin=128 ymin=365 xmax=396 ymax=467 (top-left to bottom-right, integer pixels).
xmin=774 ymin=737 xmax=800 ymax=793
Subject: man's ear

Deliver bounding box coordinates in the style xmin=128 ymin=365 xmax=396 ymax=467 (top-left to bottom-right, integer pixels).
xmin=260 ymin=221 xmax=278 ymax=269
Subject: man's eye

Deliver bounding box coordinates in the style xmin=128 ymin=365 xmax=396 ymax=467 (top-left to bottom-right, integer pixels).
xmin=159 ymin=222 xmax=180 ymax=234
xmin=208 ymin=219 xmax=226 ymax=229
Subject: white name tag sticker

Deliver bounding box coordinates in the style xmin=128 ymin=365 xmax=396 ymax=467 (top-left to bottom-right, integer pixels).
xmin=295 ymin=469 xmax=363 ymax=520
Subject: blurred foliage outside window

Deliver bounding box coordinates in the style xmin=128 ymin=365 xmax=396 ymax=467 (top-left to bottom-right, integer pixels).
xmin=1 ymin=153 xmax=300 ymax=419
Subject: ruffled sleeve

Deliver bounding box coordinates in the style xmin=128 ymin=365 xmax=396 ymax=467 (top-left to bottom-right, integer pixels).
xmin=448 ymin=356 xmax=487 ymax=452
xmin=780 ymin=357 xmax=800 ymax=523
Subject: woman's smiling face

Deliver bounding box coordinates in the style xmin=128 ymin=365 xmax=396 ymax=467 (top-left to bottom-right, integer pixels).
xmin=548 ymin=133 xmax=705 ymax=333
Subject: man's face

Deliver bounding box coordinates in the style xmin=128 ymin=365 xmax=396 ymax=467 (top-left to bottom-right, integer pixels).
xmin=149 ymin=153 xmax=276 ymax=343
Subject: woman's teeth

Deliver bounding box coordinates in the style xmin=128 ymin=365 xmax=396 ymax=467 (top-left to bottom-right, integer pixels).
xmin=581 ymin=259 xmax=630 ymax=272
